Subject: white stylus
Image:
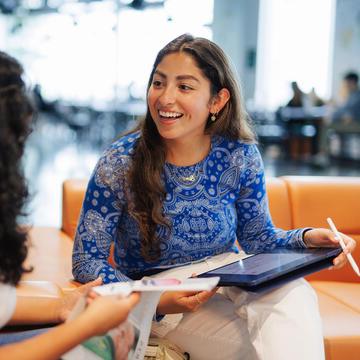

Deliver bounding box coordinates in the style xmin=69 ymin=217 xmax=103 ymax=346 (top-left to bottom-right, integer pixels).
xmin=327 ymin=217 xmax=360 ymax=276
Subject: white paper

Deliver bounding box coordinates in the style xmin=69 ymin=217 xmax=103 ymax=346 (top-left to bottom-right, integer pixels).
xmin=62 ymin=276 xmax=220 ymax=360
xmin=151 ymin=251 xmax=252 ymax=280
xmin=93 ymin=277 xmax=220 ymax=296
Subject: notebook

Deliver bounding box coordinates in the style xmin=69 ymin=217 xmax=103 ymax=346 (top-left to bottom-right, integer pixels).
xmin=198 ymin=247 xmax=342 ymax=292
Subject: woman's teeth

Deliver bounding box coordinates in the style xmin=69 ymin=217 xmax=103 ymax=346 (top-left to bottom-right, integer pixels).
xmin=159 ymin=110 xmax=183 ymax=118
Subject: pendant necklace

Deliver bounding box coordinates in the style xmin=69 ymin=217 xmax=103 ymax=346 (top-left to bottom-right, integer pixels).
xmin=181 ymin=174 xmax=197 ymax=182
xmin=177 ymin=162 xmax=203 ymax=183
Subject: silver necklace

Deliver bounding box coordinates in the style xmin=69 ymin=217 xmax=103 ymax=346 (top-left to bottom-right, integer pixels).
xmin=181 ymin=174 xmax=197 ymax=182
xmin=177 ymin=162 xmax=202 ymax=183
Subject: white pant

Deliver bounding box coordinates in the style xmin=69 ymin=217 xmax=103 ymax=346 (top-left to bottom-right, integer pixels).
xmin=151 ymin=279 xmax=324 ymax=360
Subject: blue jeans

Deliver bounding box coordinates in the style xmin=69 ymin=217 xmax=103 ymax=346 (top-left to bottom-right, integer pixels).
xmin=0 ymin=328 xmax=49 ymax=346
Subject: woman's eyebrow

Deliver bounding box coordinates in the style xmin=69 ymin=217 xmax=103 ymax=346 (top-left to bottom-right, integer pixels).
xmin=154 ymin=70 xmax=166 ymax=78
xmin=154 ymin=70 xmax=199 ymax=83
xmin=176 ymin=75 xmax=200 ymax=83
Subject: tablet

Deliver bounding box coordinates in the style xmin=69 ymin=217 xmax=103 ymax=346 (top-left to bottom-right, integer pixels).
xmin=198 ymin=247 xmax=342 ymax=292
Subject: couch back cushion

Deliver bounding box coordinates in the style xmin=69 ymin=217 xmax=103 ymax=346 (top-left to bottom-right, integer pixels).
xmin=62 ymin=179 xmax=116 ymax=267
xmin=62 ymin=179 xmax=87 ymax=240
xmin=265 ymin=177 xmax=292 ymax=230
xmin=62 ymin=177 xmax=293 ymax=238
xmin=282 ymin=176 xmax=360 ymax=234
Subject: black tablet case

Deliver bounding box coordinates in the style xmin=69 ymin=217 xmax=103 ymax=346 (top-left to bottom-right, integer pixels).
xmin=198 ymin=248 xmax=341 ymax=293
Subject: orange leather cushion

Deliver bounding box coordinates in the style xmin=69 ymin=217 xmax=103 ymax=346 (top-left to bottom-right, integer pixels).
xmin=324 ymin=337 xmax=360 ymax=360
xmin=311 ymin=281 xmax=360 ymax=313
xmin=62 ymin=176 xmax=359 ymax=236
xmin=315 ymin=289 xmax=360 ymax=360
xmin=61 ymin=179 xmax=116 ymax=267
xmin=62 ymin=179 xmax=87 ymax=240
xmin=266 ymin=177 xmax=292 ymax=230
xmin=24 ymin=227 xmax=76 ymax=290
xmin=282 ymin=176 xmax=360 ymax=234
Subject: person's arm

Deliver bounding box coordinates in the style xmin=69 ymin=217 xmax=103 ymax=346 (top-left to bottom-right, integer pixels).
xmin=9 ymin=296 xmax=61 ymax=325
xmin=0 ymin=293 xmax=140 ymax=360
xmin=72 ymin=149 xmax=131 ymax=284
xmin=235 ymin=144 xmax=307 ymax=253
xmin=233 ymin=144 xmax=357 ymax=269
xmin=9 ymin=279 xmax=102 ymax=325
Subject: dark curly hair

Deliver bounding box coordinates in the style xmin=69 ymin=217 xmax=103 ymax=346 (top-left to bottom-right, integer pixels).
xmin=0 ymin=51 xmax=34 ymax=285
xmin=128 ymin=34 xmax=255 ymax=261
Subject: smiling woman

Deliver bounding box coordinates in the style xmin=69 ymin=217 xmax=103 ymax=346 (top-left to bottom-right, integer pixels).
xmin=72 ymin=33 xmax=356 ymax=360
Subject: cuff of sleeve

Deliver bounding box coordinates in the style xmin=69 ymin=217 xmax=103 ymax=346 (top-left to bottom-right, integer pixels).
xmin=288 ymin=228 xmax=313 ymax=248
xmin=153 ymin=313 xmax=165 ymax=322
xmin=298 ymin=227 xmax=313 ymax=248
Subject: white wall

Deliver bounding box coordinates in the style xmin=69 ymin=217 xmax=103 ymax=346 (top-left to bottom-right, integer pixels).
xmin=332 ymin=0 xmax=360 ymax=101
xmin=212 ymin=0 xmax=259 ymax=102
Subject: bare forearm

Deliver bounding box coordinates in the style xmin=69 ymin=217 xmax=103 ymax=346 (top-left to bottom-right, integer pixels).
xmin=3 ymin=284 xmax=140 ymax=359
xmin=0 ymin=314 xmax=95 ymax=360
xmin=9 ymin=296 xmax=61 ymax=325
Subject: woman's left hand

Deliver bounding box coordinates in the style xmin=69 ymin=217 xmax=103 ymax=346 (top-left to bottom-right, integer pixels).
xmin=57 ymin=277 xmax=103 ymax=322
xmin=304 ymin=228 xmax=356 ymax=269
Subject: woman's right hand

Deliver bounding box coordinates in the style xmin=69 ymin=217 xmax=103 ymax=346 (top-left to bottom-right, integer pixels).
xmin=156 ymin=288 xmax=218 ymax=315
xmin=81 ymin=293 xmax=140 ymax=336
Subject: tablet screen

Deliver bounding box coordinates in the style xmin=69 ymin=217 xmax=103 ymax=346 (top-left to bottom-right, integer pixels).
xmin=200 ymin=248 xmax=341 ymax=287
xmin=218 ymin=252 xmax=308 ymax=276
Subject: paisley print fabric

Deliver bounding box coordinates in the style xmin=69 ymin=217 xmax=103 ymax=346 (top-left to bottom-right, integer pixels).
xmin=72 ymin=132 xmax=307 ymax=284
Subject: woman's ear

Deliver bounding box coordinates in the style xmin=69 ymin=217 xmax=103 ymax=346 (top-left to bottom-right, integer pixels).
xmin=210 ymin=88 xmax=230 ymax=113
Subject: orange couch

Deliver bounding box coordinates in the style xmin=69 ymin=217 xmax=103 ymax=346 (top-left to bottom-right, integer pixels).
xmin=23 ymin=176 xmax=360 ymax=359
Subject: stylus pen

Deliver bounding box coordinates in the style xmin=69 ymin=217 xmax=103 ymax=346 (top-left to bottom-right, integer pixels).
xmin=327 ymin=217 xmax=360 ymax=276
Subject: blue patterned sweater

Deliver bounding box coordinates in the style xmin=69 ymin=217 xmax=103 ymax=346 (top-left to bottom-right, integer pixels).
xmin=72 ymin=132 xmax=307 ymax=284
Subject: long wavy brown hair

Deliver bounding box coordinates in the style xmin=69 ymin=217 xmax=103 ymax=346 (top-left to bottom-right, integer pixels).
xmin=128 ymin=34 xmax=256 ymax=261
xmin=0 ymin=51 xmax=34 ymax=285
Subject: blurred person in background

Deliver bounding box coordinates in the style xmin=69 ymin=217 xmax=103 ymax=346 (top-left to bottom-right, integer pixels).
xmin=286 ymin=81 xmax=307 ymax=107
xmin=313 ymin=71 xmax=360 ymax=166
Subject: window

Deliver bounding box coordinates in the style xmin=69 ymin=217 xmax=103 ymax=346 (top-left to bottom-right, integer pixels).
xmin=1 ymin=0 xmax=213 ymax=105
xmin=255 ymin=0 xmax=336 ymax=110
